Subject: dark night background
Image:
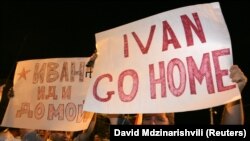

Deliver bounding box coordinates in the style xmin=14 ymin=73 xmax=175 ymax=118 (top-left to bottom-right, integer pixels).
xmin=1 ymin=0 xmax=249 ymax=124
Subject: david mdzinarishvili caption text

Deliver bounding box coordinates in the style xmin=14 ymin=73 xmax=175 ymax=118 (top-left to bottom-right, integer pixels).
xmin=110 ymin=125 xmax=248 ymax=139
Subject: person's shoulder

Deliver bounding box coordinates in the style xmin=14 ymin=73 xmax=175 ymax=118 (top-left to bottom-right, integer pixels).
xmin=0 ymin=129 xmax=15 ymax=140
xmin=23 ymin=131 xmax=42 ymax=141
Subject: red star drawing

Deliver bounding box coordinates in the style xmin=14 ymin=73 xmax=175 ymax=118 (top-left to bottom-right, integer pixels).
xmin=18 ymin=68 xmax=31 ymax=80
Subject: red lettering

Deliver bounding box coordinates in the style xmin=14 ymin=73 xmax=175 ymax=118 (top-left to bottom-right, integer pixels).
xmin=16 ymin=103 xmax=33 ymax=118
xmin=212 ymin=48 xmax=236 ymax=91
xmin=33 ymin=63 xmax=46 ymax=84
xmin=124 ymin=25 xmax=156 ymax=58
xmin=34 ymin=102 xmax=45 ymax=120
xmin=92 ymin=49 xmax=231 ymax=102
xmin=60 ymin=62 xmax=69 ymax=82
xmin=33 ymin=61 xmax=86 ymax=84
xmin=118 ymin=69 xmax=138 ymax=102
xmin=187 ymin=53 xmax=215 ymax=94
xmin=167 ymin=58 xmax=186 ymax=96
xmin=46 ymin=86 xmax=58 ymax=100
xmin=124 ymin=34 xmax=129 ymax=57
xmin=62 ymin=86 xmax=71 ymax=100
xmin=132 ymin=25 xmax=156 ymax=55
xmin=70 ymin=62 xmax=85 ymax=82
xmin=149 ymin=61 xmax=166 ymax=99
xmin=162 ymin=21 xmax=181 ymax=51
xmin=123 ymin=12 xmax=206 ymax=58
xmin=47 ymin=62 xmax=59 ymax=83
xmin=93 ymin=74 xmax=115 ymax=102
xmin=76 ymin=104 xmax=84 ymax=123
xmin=181 ymin=12 xmax=206 ymax=46
xmin=48 ymin=104 xmax=64 ymax=120
xmin=65 ymin=103 xmax=76 ymax=121
xmin=37 ymin=86 xmax=45 ymax=100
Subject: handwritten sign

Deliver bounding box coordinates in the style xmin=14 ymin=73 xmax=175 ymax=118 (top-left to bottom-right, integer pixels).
xmin=1 ymin=58 xmax=94 ymax=131
xmin=83 ymin=2 xmax=241 ymax=114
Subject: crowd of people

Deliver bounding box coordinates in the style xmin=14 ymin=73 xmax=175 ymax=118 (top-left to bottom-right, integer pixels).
xmin=0 ymin=1 xmax=249 ymax=140
xmin=0 ymin=64 xmax=248 ymax=141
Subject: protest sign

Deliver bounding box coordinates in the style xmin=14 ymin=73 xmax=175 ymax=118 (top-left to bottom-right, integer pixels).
xmin=84 ymin=2 xmax=240 ymax=113
xmin=1 ymin=58 xmax=93 ymax=131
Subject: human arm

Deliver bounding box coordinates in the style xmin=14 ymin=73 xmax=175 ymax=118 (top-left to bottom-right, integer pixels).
xmin=73 ymin=113 xmax=97 ymax=141
xmin=221 ymin=65 xmax=247 ymax=125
